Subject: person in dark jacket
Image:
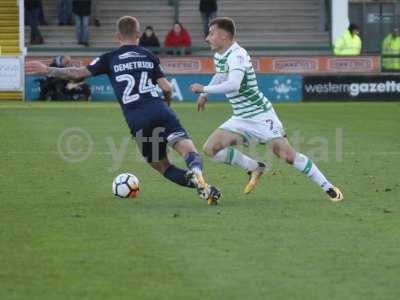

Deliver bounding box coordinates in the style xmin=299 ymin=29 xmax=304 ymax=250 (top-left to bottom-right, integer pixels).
xmin=199 ymin=0 xmax=217 ymax=37
xmin=91 ymin=0 xmax=101 ymax=27
xmin=72 ymin=0 xmax=91 ymax=46
xmin=38 ymin=0 xmax=48 ymax=25
xmin=40 ymin=56 xmax=72 ymax=100
xmin=139 ymin=26 xmax=161 ymax=53
xmin=57 ymin=0 xmax=72 ymax=25
xmin=25 ymin=0 xmax=47 ymax=26
xmin=25 ymin=0 xmax=44 ymax=44
xmin=40 ymin=55 xmax=91 ymax=101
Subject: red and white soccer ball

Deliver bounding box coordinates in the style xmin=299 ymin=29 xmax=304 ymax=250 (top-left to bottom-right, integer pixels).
xmin=112 ymin=173 xmax=140 ymax=198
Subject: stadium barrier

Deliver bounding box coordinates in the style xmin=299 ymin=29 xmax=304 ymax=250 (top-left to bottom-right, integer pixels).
xmin=0 ymin=56 xmax=24 ymax=101
xmin=25 ymin=56 xmax=380 ymax=74
xmin=380 ymin=54 xmax=400 ymax=73
xmin=25 ymin=74 xmax=303 ymax=103
xmin=23 ymin=55 xmax=400 ymax=102
xmin=303 ymin=75 xmax=400 ymax=101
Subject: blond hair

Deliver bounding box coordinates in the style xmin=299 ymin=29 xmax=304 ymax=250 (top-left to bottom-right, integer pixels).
xmin=117 ymin=16 xmax=140 ymax=38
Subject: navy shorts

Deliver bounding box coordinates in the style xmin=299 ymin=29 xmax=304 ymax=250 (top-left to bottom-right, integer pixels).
xmin=126 ymin=100 xmax=190 ymax=163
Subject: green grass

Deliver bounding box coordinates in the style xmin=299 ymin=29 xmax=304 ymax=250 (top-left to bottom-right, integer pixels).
xmin=0 ymin=102 xmax=399 ymax=300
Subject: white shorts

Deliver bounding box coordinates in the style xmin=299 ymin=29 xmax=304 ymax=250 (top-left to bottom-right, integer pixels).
xmin=219 ymin=108 xmax=285 ymax=145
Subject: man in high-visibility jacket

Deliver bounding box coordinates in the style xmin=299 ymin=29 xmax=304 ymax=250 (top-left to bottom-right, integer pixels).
xmin=382 ymin=28 xmax=400 ymax=71
xmin=334 ymin=23 xmax=362 ymax=56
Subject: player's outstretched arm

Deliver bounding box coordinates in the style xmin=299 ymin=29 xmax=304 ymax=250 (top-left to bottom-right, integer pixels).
xmin=157 ymin=77 xmax=172 ymax=106
xmin=191 ymin=73 xmax=226 ymax=112
xmin=25 ymin=61 xmax=92 ymax=80
xmin=193 ymin=70 xmax=244 ymax=95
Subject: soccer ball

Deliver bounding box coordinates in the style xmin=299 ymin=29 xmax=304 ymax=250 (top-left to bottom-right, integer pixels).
xmin=112 ymin=173 xmax=140 ymax=198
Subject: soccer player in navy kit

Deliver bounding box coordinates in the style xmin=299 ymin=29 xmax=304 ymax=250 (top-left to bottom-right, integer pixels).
xmin=26 ymin=16 xmax=221 ymax=205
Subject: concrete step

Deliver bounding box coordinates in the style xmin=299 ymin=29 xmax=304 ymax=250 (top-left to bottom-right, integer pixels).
xmin=181 ymin=0 xmax=318 ymax=8
xmin=1 ymin=46 xmax=20 ymax=54
xmin=100 ymin=10 xmax=173 ymax=17
xmin=0 ymin=27 xmax=18 ymax=34
xmin=0 ymin=8 xmax=18 ymax=14
xmin=0 ymin=33 xmax=19 ymax=39
xmin=180 ymin=15 xmax=319 ymax=23
xmin=0 ymin=19 xmax=18 ymax=26
xmin=100 ymin=4 xmax=172 ymax=10
xmin=28 ymin=27 xmax=328 ymax=37
xmin=0 ymin=3 xmax=18 ymax=8
xmin=0 ymin=93 xmax=23 ymax=101
xmin=181 ymin=7 xmax=319 ymax=14
xmin=27 ymin=0 xmax=329 ymax=54
xmin=184 ymin=23 xmax=321 ymax=31
xmin=193 ymin=36 xmax=329 ymax=43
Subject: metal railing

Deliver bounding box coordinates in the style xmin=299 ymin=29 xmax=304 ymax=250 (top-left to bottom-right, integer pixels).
xmin=168 ymin=0 xmax=180 ymax=23
xmin=27 ymin=45 xmax=332 ymax=56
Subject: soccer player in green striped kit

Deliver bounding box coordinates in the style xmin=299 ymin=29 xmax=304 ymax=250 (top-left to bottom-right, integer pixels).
xmin=191 ymin=17 xmax=343 ymax=202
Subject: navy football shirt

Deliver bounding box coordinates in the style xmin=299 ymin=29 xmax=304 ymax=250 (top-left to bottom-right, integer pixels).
xmin=87 ymin=45 xmax=164 ymax=108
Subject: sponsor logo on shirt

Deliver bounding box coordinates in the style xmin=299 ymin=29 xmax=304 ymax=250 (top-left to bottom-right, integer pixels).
xmin=119 ymin=51 xmax=147 ymax=60
xmin=236 ymin=55 xmax=244 ymax=65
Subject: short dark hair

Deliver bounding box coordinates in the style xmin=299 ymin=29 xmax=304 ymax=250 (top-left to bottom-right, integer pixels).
xmin=209 ymin=17 xmax=236 ymax=37
xmin=348 ymin=23 xmax=359 ymax=32
xmin=117 ymin=16 xmax=140 ymax=38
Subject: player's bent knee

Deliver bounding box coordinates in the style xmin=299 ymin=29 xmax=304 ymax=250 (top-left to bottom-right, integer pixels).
xmin=203 ymin=142 xmax=221 ymax=157
xmin=271 ymin=144 xmax=281 ymax=157
xmin=271 ymin=142 xmax=295 ymax=164
xmin=284 ymin=145 xmax=296 ymax=164
xmin=285 ymin=153 xmax=295 ymax=164
xmin=202 ymin=144 xmax=214 ymax=157
xmin=276 ymin=150 xmax=295 ymax=164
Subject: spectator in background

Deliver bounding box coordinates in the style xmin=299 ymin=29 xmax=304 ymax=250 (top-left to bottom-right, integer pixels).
xmin=164 ymin=22 xmax=191 ymax=55
xmin=199 ymin=0 xmax=217 ymax=37
xmin=72 ymin=0 xmax=91 ymax=46
xmin=334 ymin=23 xmax=362 ymax=56
xmin=139 ymin=26 xmax=161 ymax=53
xmin=50 ymin=55 xmax=72 ymax=68
xmin=57 ymin=0 xmax=72 ymax=25
xmin=38 ymin=0 xmax=48 ymax=25
xmin=382 ymin=28 xmax=400 ymax=71
xmin=25 ymin=0 xmax=44 ymax=45
xmin=91 ymin=0 xmax=101 ymax=27
xmin=40 ymin=55 xmax=72 ymax=100
xmin=39 ymin=55 xmax=91 ymax=101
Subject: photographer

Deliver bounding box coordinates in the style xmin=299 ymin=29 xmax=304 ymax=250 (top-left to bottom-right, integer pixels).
xmin=39 ymin=56 xmax=91 ymax=101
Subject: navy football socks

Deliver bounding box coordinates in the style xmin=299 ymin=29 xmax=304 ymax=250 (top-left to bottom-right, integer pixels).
xmin=184 ymin=152 xmax=203 ymax=175
xmin=163 ymin=165 xmax=195 ymax=188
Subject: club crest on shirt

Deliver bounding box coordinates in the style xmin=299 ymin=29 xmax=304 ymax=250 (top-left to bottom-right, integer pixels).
xmin=237 ymin=55 xmax=244 ymax=65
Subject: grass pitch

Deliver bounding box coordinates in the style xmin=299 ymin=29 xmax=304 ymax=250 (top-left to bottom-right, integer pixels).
xmin=1 ymin=102 xmax=399 ymax=300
